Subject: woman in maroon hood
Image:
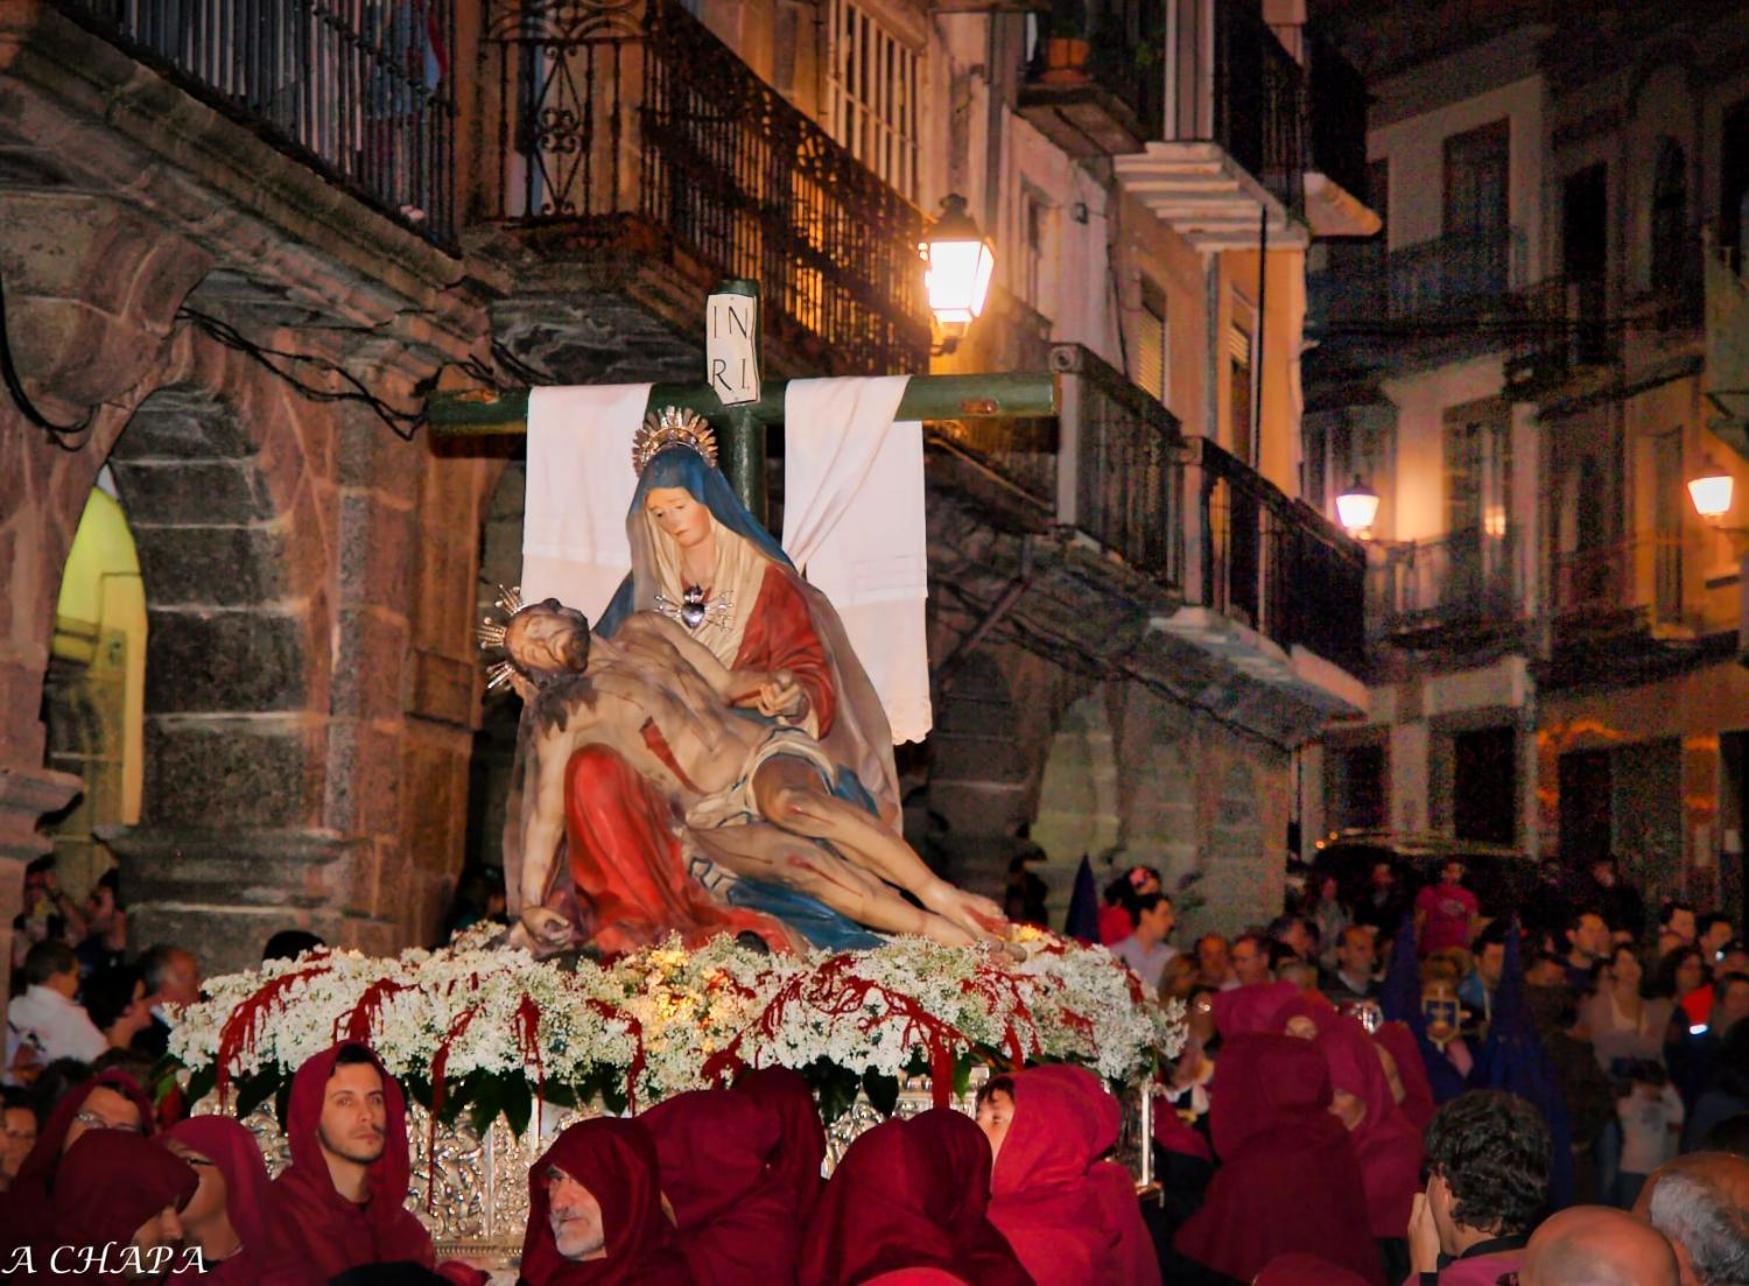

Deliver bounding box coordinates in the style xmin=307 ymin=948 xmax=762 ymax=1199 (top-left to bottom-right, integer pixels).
xmin=164 ymin=1114 xmax=324 ymax=1285
xmin=519 ymin=1117 xmax=694 ymax=1285
xmin=638 ymin=1088 xmax=797 ymax=1285
xmin=984 ymin=1065 xmax=1160 ymax=1286
xmin=268 ymin=1042 xmax=474 ymax=1282
xmin=51 ymin=1131 xmax=197 ymax=1285
xmin=1314 ymin=1014 xmax=1427 ymax=1243
xmin=731 ymin=1066 xmax=826 ymax=1225
xmin=801 ymin=1108 xmax=1032 ymax=1286
xmin=0 ymin=1069 xmax=155 ymax=1264
xmin=1173 ymin=1033 xmax=1385 ymax=1284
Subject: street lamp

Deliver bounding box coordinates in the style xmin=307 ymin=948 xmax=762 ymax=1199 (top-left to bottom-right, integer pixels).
xmin=1335 ymin=475 xmax=1381 ymax=536
xmin=922 ymin=194 xmax=994 ymax=350
xmin=1687 ymin=456 xmax=1735 ymax=521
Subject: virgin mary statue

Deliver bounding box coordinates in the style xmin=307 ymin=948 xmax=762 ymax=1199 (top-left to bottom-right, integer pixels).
xmin=503 ymin=412 xmax=912 ymax=953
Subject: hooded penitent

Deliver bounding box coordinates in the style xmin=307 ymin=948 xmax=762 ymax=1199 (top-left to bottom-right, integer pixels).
xmin=267 ymin=1043 xmax=438 ymax=1280
xmin=164 ymin=1114 xmax=324 ymax=1285
xmin=0 ymin=1069 xmax=155 ymax=1263
xmin=519 ymin=1117 xmax=694 ymax=1286
xmin=987 ymin=1065 xmax=1160 ymax=1286
xmin=1173 ymin=1033 xmax=1385 ymax=1284
xmin=638 ymin=1089 xmax=797 ymax=1285
xmin=731 ymin=1066 xmax=826 ymax=1225
xmin=800 ymin=1109 xmax=1033 ymax=1286
xmin=1314 ymin=1013 xmax=1427 ymax=1240
xmin=51 ymin=1131 xmax=197 ymax=1285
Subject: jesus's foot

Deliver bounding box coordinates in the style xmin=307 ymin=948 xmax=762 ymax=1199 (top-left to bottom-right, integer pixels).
xmin=920 ymin=879 xmax=1007 ymax=943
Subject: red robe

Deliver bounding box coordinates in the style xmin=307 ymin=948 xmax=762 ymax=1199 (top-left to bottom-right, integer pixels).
xmin=800 ymin=1110 xmax=1033 ymax=1286
xmin=519 ymin=1118 xmax=695 ymax=1286
xmin=0 ymin=1069 xmax=155 ymax=1264
xmin=987 ymin=1065 xmax=1160 ymax=1286
xmin=267 ymin=1044 xmax=481 ymax=1285
xmin=1174 ymin=1034 xmax=1385 ymax=1284
xmin=638 ymin=1089 xmax=798 ymax=1285
xmin=165 ymin=1116 xmax=325 ymax=1286
xmin=561 ymin=565 xmax=840 ymax=955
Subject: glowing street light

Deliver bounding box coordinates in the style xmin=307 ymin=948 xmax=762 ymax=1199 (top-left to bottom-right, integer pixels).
xmin=1688 ymin=456 xmax=1735 ymax=521
xmin=922 ymin=194 xmax=995 ymax=332
xmin=1336 ymin=475 xmax=1381 ymax=536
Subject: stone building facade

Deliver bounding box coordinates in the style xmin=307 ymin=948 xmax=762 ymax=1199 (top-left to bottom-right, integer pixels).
xmin=1 ymin=0 xmax=1373 ymax=986
xmin=1303 ymin=0 xmax=1749 ymax=921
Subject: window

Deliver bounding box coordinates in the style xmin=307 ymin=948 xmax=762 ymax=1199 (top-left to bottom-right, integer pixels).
xmin=1021 ymin=195 xmax=1048 ymax=312
xmin=826 ymin=0 xmax=921 ymax=200
xmin=1329 ymin=744 xmax=1386 ymax=831
xmin=1721 ymin=99 xmax=1749 ymax=271
xmin=1133 ymin=277 xmax=1168 ymax=402
xmin=1443 ymin=120 xmax=1509 ymax=236
xmin=1650 ymin=138 xmax=1688 ymax=289
xmin=1227 ymin=300 xmax=1255 ymax=465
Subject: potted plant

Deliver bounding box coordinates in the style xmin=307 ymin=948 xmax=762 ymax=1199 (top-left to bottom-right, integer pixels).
xmin=1039 ymin=0 xmax=1090 ymax=85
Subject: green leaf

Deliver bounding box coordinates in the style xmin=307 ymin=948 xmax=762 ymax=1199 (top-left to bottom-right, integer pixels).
xmin=862 ymin=1070 xmax=900 ymax=1118
xmin=502 ymin=1075 xmax=534 ymax=1139
xmin=274 ymin=1078 xmax=294 ymax=1132
xmin=952 ymin=1052 xmax=975 ymax=1099
xmin=235 ymin=1071 xmax=280 ymax=1120
xmin=803 ymin=1058 xmax=860 ymax=1124
xmin=403 ymin=1073 xmax=434 ymax=1111
xmin=184 ymin=1064 xmax=217 ymax=1110
xmin=542 ymin=1082 xmax=577 ymax=1110
xmin=467 ymin=1074 xmax=505 ymax=1139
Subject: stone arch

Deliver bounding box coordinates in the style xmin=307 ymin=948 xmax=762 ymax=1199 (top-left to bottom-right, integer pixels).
xmin=461 ymin=456 xmax=527 ymax=884
xmin=96 ymin=366 xmax=339 ymax=967
xmin=1031 ymin=689 xmax=1121 ymax=908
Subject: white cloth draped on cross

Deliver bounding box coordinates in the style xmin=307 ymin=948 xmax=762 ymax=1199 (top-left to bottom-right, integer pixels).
xmin=519 ymin=378 xmax=932 ymax=743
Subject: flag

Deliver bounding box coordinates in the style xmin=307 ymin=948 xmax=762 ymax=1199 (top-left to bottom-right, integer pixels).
xmin=1064 ymin=855 xmax=1100 ymax=944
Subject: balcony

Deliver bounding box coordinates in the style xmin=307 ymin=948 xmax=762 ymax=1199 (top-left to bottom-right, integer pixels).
xmin=1542 ymin=534 xmax=1712 ymax=689
xmin=1370 ymin=528 xmax=1526 ymax=651
xmin=1017 ymin=0 xmax=1164 ymax=158
xmin=931 ymin=344 xmax=1366 ymax=742
xmin=1505 ymin=276 xmax=1621 ymax=396
xmin=482 ymin=0 xmax=930 ymax=378
xmin=1112 ymin=0 xmax=1308 ymax=251
xmin=54 ymin=0 xmax=455 ymax=246
xmin=1302 ymin=28 xmax=1377 ymax=239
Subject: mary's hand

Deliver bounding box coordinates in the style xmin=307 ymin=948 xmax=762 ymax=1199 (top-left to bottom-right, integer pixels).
xmin=731 ymin=670 xmax=808 ymax=720
xmin=517 ymin=907 xmax=576 ymax=955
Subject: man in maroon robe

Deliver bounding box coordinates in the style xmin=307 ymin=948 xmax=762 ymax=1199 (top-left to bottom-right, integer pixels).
xmin=268 ymin=1042 xmax=482 ymax=1285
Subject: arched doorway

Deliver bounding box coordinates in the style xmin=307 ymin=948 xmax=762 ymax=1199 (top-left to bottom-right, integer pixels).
xmin=40 ymin=467 xmax=146 ymax=902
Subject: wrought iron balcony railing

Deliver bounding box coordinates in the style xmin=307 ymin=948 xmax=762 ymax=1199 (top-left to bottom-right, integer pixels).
xmin=488 ymin=0 xmax=930 ymax=376
xmin=1552 ymin=535 xmax=1685 ymax=627
xmin=1190 ymin=437 xmax=1365 ymax=671
xmin=1163 ymin=0 xmax=1306 ymax=212
xmin=1312 ymin=225 xmax=1527 ymax=330
xmin=1305 ymin=27 xmax=1369 ymax=204
xmin=57 ymin=0 xmax=456 ymax=246
xmin=1370 ymin=528 xmax=1524 ymax=640
xmin=935 ymin=345 xmax=1365 ymax=674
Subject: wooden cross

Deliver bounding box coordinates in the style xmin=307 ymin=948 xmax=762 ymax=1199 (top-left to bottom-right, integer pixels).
xmin=426 ymin=279 xmax=1058 ymax=522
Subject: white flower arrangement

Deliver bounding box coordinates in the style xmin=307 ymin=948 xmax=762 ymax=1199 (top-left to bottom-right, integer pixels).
xmin=167 ymin=926 xmax=1184 ymax=1125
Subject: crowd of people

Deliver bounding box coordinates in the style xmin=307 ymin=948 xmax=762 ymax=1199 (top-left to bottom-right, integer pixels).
xmin=3 ymin=843 xmax=1746 ymax=1283
xmin=1094 ymin=854 xmax=1749 ymax=1282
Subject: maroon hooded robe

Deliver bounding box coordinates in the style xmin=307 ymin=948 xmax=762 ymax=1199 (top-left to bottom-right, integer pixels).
xmin=1173 ymin=1033 xmax=1385 ymax=1284
xmin=164 ymin=1114 xmax=324 ymax=1285
xmin=0 ymin=1069 xmax=155 ymax=1264
xmin=987 ymin=1065 xmax=1160 ymax=1286
xmin=51 ymin=1131 xmax=197 ymax=1284
xmin=800 ymin=1109 xmax=1033 ymax=1286
xmin=639 ymin=1089 xmax=798 ymax=1285
xmin=267 ymin=1043 xmax=443 ymax=1280
xmin=519 ymin=1117 xmax=695 ymax=1286
xmin=732 ymin=1066 xmax=826 ymax=1225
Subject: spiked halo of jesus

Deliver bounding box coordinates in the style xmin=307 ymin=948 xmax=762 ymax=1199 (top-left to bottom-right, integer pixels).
xmin=494 ymin=408 xmax=1005 ymax=956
